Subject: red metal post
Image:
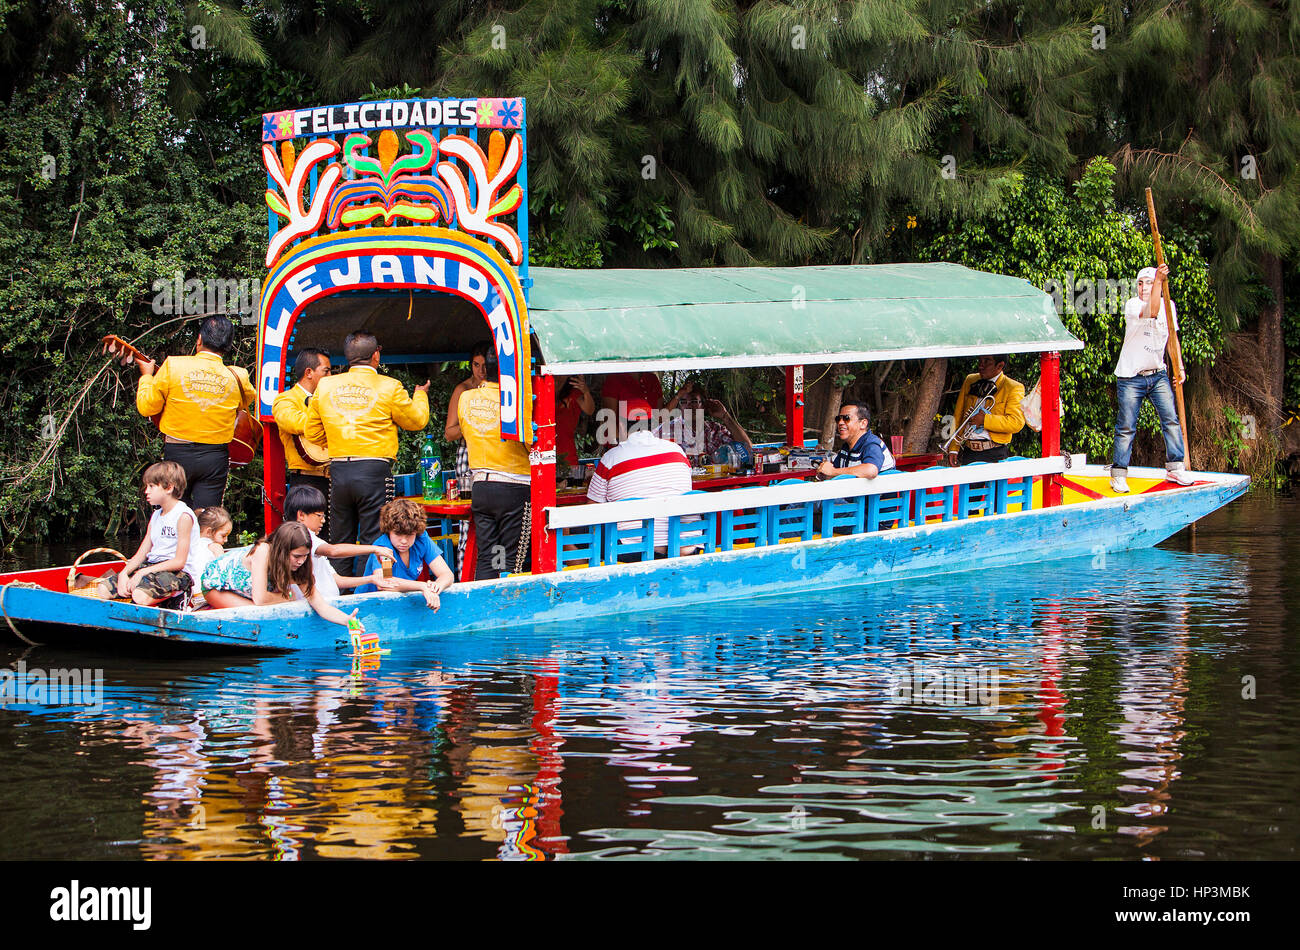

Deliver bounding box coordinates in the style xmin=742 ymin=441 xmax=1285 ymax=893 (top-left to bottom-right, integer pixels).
xmin=1040 ymin=351 xmax=1061 ymax=508
xmin=785 ymin=365 xmax=805 ymax=447
xmin=263 ymin=422 xmax=287 ymax=532
xmin=530 ymin=373 xmax=557 ymax=574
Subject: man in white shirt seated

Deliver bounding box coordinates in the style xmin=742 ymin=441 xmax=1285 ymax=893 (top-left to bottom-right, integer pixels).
xmin=587 ymin=400 xmax=693 ymax=559
xmin=1110 ymin=264 xmax=1193 ymax=492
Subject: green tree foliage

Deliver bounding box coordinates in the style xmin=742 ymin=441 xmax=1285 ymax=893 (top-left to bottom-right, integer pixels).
xmin=2 ymin=0 xmax=1297 ymax=546
xmin=0 ymin=1 xmax=267 ymax=545
xmin=1110 ymin=0 xmax=1300 ymax=425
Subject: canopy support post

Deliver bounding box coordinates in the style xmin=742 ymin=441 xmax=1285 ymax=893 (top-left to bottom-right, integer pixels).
xmin=264 ymin=422 xmax=286 ymax=532
xmin=530 ymin=374 xmax=557 ymax=574
xmin=1040 ymin=351 xmax=1061 ymax=508
xmin=785 ymin=365 xmax=804 ymax=448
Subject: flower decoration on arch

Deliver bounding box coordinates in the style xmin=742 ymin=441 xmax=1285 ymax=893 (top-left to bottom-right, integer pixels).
xmin=327 ymin=129 xmax=456 ymax=229
xmin=263 ymin=138 xmax=343 ymax=267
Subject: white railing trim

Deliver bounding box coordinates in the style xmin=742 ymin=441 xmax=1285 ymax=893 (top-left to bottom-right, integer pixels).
xmin=547 ymin=456 xmax=1063 ymax=530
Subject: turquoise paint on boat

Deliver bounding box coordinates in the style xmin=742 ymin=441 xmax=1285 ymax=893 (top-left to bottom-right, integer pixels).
xmin=0 ymin=469 xmax=1249 ymax=653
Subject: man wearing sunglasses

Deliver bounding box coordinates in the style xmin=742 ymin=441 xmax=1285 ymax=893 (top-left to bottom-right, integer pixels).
xmin=817 ymin=403 xmax=894 ymax=479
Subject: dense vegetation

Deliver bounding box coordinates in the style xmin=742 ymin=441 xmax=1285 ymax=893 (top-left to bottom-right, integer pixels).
xmin=1 ymin=0 xmax=1297 ymax=546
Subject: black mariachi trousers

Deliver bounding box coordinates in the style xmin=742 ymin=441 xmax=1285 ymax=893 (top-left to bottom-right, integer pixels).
xmin=471 ymin=480 xmax=531 ymax=580
xmin=163 ymin=441 xmax=229 ymax=510
xmin=957 ymin=443 xmax=1011 ymax=465
xmin=328 ymin=459 xmax=393 ymax=577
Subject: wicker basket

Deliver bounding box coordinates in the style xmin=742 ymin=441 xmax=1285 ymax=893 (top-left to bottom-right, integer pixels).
xmin=66 ymin=547 xmax=126 ymax=596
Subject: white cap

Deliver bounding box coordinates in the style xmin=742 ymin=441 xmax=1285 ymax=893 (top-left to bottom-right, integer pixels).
xmin=1137 ymin=267 xmax=1157 ymax=282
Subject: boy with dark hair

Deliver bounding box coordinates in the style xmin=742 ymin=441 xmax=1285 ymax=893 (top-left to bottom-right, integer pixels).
xmin=95 ymin=461 xmax=204 ymax=606
xmin=282 ymin=484 xmax=392 ymax=597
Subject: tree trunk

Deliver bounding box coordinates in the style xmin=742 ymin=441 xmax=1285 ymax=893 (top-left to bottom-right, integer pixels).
xmin=902 ymin=357 xmax=948 ymax=454
xmin=819 ymin=362 xmax=848 ymax=449
xmin=1258 ymin=251 xmax=1285 ymax=430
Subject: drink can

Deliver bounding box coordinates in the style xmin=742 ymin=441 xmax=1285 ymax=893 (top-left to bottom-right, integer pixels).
xmin=445 ymin=477 xmax=459 ymax=501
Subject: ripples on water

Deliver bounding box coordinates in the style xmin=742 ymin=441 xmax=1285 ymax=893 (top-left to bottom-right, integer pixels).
xmin=1 ymin=496 xmax=1297 ymax=860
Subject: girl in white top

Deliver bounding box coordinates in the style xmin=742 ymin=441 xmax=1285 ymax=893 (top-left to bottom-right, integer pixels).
xmin=190 ymin=507 xmax=234 ymax=606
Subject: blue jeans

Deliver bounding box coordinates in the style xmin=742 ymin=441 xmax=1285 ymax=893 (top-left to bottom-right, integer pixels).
xmin=1112 ymin=372 xmax=1185 ymax=472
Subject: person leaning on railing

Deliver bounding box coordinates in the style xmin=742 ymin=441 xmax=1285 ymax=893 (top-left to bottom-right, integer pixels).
xmin=817 ymin=402 xmax=895 ymax=479
xmin=946 ymin=355 xmax=1025 ymax=467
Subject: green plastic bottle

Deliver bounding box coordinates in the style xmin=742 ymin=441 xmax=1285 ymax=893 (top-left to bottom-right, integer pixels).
xmin=421 ymin=436 xmax=443 ymax=501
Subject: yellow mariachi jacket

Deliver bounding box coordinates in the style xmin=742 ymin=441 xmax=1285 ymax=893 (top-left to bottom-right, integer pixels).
xmin=305 ymin=365 xmax=429 ymax=460
xmin=954 ymin=372 xmax=1026 ymax=445
xmin=136 ymin=352 xmax=255 ymax=445
xmin=459 ymin=383 xmax=530 ymax=476
xmin=272 ymin=383 xmax=327 ymax=475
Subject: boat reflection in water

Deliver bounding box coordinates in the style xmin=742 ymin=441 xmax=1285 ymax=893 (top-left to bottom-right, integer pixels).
xmin=0 ymin=544 xmax=1266 ymax=860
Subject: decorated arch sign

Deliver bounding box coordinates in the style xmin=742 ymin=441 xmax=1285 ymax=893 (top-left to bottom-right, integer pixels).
xmin=256 ymin=227 xmax=533 ymax=442
xmin=256 ymin=96 xmax=532 ymax=445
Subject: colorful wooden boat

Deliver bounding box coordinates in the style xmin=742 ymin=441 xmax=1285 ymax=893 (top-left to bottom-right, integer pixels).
xmin=0 ymin=94 xmax=1250 ymax=651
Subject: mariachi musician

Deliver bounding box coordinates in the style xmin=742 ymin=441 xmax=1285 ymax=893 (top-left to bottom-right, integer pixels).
xmin=273 ymin=347 xmax=332 ymax=505
xmin=134 ymin=315 xmax=256 ymax=510
xmin=946 ymin=354 xmax=1026 ymax=466
xmin=305 ymin=332 xmax=430 ymax=575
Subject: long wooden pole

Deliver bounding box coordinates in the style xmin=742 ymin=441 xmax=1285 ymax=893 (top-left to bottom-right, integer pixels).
xmin=1144 ymin=188 xmax=1191 ymax=464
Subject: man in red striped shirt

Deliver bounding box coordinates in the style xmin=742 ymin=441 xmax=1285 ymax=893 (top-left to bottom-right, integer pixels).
xmin=587 ymin=400 xmax=691 ymax=553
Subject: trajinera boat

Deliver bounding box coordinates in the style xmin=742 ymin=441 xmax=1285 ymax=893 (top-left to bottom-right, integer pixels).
xmin=0 ymin=95 xmax=1250 ymax=652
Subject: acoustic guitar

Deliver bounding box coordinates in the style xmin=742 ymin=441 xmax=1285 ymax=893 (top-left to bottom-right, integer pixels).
xmin=292 ymin=432 xmax=331 ymax=466
xmin=102 ymin=335 xmax=263 ymax=467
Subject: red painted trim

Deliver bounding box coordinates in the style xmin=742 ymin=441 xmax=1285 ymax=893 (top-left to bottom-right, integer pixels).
xmin=785 ymin=365 xmax=804 ymax=448
xmin=264 ymin=422 xmax=287 ymax=533
xmin=531 ymin=374 xmax=557 ymax=574
xmin=595 ymin=451 xmax=688 ymax=481
xmin=1040 ymin=352 xmax=1061 ymax=507
xmin=1056 ymin=475 xmax=1104 ymax=500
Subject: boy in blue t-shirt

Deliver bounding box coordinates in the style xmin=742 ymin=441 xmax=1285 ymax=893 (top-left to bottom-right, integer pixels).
xmin=355 ymin=498 xmax=455 ymax=609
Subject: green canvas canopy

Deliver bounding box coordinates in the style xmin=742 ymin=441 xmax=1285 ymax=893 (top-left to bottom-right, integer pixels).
xmin=527 ymin=263 xmax=1082 ymax=373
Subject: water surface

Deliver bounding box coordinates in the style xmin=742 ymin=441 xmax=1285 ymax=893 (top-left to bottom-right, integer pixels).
xmin=2 ymin=494 xmax=1296 ymax=859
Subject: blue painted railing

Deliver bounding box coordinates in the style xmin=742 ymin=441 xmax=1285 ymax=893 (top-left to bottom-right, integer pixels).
xmin=550 ymin=456 xmax=1057 ymax=569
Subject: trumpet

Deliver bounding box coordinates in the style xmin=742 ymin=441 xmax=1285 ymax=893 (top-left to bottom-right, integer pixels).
xmin=943 ymin=389 xmax=996 ymax=455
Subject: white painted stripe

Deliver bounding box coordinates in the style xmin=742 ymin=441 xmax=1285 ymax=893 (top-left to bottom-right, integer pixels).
xmin=547 ymin=456 xmax=1066 ymax=530
xmin=538 ymin=341 xmax=1084 ymax=375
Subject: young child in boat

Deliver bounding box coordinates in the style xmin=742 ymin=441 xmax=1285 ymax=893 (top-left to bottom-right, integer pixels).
xmin=189 ymin=506 xmax=233 ymax=608
xmin=95 ymin=461 xmax=203 ymax=606
xmin=354 ymin=498 xmax=454 ymax=609
xmin=199 ymin=521 xmax=364 ymax=630
xmin=282 ymin=484 xmax=395 ymax=598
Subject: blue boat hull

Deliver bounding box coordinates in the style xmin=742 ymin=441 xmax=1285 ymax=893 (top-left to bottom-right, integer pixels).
xmin=0 ymin=472 xmax=1250 ymax=653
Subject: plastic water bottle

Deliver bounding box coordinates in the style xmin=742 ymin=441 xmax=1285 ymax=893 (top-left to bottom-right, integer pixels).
xmin=421 ymin=436 xmax=443 ymax=501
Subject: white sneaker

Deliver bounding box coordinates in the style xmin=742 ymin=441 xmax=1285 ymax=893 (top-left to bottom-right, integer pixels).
xmin=1110 ymin=473 xmax=1129 ymax=493
xmin=1165 ymin=468 xmax=1195 ymax=486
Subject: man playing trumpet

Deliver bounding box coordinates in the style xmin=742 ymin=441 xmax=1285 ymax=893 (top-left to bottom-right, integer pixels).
xmin=945 ymin=355 xmax=1026 ymax=466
